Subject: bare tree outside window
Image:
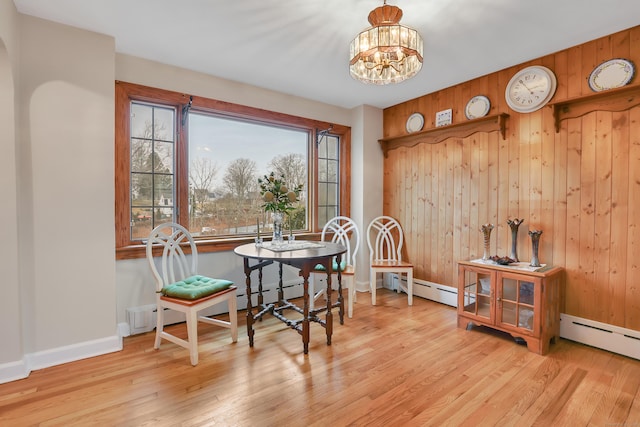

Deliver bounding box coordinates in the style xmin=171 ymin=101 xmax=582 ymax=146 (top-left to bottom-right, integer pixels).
xmin=223 ymin=158 xmax=257 ymax=199
xmin=189 ymin=157 xmax=219 ymax=231
xmin=268 ymin=153 xmax=306 ymax=190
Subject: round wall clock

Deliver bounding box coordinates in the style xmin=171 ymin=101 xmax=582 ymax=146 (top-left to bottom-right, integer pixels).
xmin=505 ymin=65 xmax=557 ymax=113
xmin=465 ymin=95 xmax=491 ymax=119
xmin=406 ymin=112 xmax=424 ymax=133
xmin=588 ymin=58 xmax=635 ymax=92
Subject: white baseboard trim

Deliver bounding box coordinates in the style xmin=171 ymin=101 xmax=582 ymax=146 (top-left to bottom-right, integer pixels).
xmin=0 ymin=359 xmax=30 ymax=384
xmin=0 ymin=334 xmax=123 ymax=385
xmin=118 ymin=322 xmax=131 ymax=337
xmin=560 ymin=313 xmax=640 ymax=360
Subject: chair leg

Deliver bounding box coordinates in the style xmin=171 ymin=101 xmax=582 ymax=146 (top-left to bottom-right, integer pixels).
xmin=407 ymin=270 xmax=414 ymax=306
xmin=154 ymin=304 xmax=164 ymax=350
xmin=347 ymin=277 xmax=354 ymax=318
xmin=186 ymin=310 xmax=199 ymax=366
xmin=370 ymin=269 xmax=377 ymax=305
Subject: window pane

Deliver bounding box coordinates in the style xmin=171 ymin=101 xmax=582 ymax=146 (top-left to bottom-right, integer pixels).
xmin=153 ymin=175 xmax=173 ymax=206
xmin=131 ymin=208 xmax=153 ymax=241
xmin=327 ymin=183 xmax=337 ymax=205
xmin=188 ymin=112 xmax=309 ymax=237
xmin=327 ymin=137 xmax=338 ymax=158
xmin=318 ymin=137 xmax=327 ymax=158
xmin=130 ymin=103 xmax=152 ymax=139
xmin=131 ymin=139 xmax=152 ymax=173
xmin=154 ymin=141 xmax=174 ymax=173
xmin=131 ymin=173 xmax=152 ymax=206
xmin=327 ymin=159 xmax=338 ymax=182
xmin=319 ymin=158 xmax=327 ymax=182
xmin=153 ymin=108 xmax=175 ymax=142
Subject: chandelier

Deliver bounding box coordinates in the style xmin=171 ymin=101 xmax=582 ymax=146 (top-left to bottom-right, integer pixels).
xmin=349 ymin=1 xmax=423 ymax=84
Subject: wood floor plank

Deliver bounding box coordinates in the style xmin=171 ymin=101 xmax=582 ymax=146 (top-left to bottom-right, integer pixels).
xmin=1 ymin=289 xmax=640 ymax=426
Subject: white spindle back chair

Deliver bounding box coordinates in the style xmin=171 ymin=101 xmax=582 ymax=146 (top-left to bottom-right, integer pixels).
xmin=146 ymin=222 xmax=238 ymax=365
xmin=366 ymin=216 xmax=413 ymax=306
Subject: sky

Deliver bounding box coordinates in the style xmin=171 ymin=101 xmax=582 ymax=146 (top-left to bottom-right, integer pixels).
xmin=188 ymin=112 xmax=308 ymax=189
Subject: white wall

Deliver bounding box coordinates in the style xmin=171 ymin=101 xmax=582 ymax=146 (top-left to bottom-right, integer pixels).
xmin=116 ymin=54 xmax=353 ymax=126
xmin=0 ymin=6 xmax=120 ymax=383
xmin=350 ymin=105 xmax=384 ymax=291
xmin=0 ymin=2 xmax=383 ymax=383
xmin=0 ymin=0 xmax=22 ymax=377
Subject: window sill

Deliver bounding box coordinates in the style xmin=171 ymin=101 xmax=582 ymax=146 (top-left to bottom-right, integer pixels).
xmin=116 ymin=232 xmax=324 ymax=260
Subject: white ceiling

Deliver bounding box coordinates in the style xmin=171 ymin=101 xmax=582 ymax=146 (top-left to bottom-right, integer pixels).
xmin=13 ymin=0 xmax=640 ymax=109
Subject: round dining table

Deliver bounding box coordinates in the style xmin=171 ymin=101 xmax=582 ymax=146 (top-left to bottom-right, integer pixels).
xmin=233 ymin=241 xmax=347 ymax=354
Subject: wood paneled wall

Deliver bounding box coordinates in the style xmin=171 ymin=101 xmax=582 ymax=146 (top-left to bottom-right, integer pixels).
xmin=382 ymin=26 xmax=640 ymax=330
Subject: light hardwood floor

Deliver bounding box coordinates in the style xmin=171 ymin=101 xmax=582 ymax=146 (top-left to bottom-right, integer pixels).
xmin=1 ymin=289 xmax=639 ymax=426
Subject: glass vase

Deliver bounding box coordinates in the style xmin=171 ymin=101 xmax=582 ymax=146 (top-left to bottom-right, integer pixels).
xmin=271 ymin=211 xmax=285 ymax=246
xmin=529 ymin=229 xmax=543 ymax=267
xmin=481 ymin=223 xmax=494 ymax=260
xmin=507 ymin=218 xmax=524 ymax=262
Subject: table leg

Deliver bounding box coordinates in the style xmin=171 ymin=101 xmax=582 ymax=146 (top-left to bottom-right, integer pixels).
xmin=278 ymin=263 xmax=284 ymax=305
xmin=300 ymin=264 xmax=311 ymax=354
xmin=243 ymin=258 xmax=254 ymax=347
xmin=325 ymin=266 xmax=333 ymax=345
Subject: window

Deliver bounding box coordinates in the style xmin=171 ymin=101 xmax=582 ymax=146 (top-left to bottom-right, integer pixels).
xmin=115 ymin=82 xmax=351 ymax=258
xmin=317 ymin=133 xmax=340 ymax=227
xmin=130 ymin=102 xmax=176 ymax=241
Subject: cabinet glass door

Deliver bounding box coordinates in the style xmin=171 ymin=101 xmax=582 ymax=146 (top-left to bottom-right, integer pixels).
xmin=461 ymin=268 xmax=492 ymax=321
xmin=498 ymin=275 xmax=536 ymax=332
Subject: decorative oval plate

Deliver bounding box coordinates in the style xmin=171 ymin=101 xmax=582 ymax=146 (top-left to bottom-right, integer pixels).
xmin=465 ymin=95 xmax=491 ymax=120
xmin=406 ymin=112 xmax=424 ymax=133
xmin=588 ymin=58 xmax=635 ymax=92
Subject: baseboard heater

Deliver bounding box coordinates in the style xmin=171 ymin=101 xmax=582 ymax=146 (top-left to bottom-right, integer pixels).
xmin=560 ymin=313 xmax=640 ymax=360
xmin=388 ymin=274 xmax=457 ymax=307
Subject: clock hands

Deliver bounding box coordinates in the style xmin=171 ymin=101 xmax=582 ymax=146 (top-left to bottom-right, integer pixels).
xmin=518 ymin=79 xmax=534 ymax=94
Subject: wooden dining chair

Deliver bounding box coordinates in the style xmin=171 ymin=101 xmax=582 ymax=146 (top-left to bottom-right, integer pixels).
xmin=366 ymin=215 xmax=413 ymax=306
xmin=146 ymin=222 xmax=238 ymax=365
xmin=310 ymin=216 xmax=360 ymax=318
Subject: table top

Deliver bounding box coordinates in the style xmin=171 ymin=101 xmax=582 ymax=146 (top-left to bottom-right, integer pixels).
xmin=234 ymin=241 xmax=346 ymax=262
xmin=458 ymin=259 xmax=563 ymax=277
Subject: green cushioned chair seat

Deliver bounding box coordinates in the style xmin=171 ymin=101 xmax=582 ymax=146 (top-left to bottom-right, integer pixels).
xmin=314 ymin=259 xmax=347 ymax=272
xmin=161 ymin=275 xmax=233 ymax=300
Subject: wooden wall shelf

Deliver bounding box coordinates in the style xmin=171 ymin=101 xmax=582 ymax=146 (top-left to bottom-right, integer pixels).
xmin=551 ymin=84 xmax=640 ymax=132
xmin=379 ymin=113 xmax=508 ymax=157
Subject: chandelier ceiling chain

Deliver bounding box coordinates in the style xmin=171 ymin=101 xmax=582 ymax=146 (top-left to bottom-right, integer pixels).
xmin=349 ymin=0 xmax=424 ymax=84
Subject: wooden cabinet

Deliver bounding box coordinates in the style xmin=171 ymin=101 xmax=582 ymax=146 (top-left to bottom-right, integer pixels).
xmin=457 ymin=260 xmax=563 ymax=355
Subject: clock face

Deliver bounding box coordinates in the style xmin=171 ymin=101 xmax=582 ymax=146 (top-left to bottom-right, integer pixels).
xmin=505 ymin=66 xmax=557 ymax=113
